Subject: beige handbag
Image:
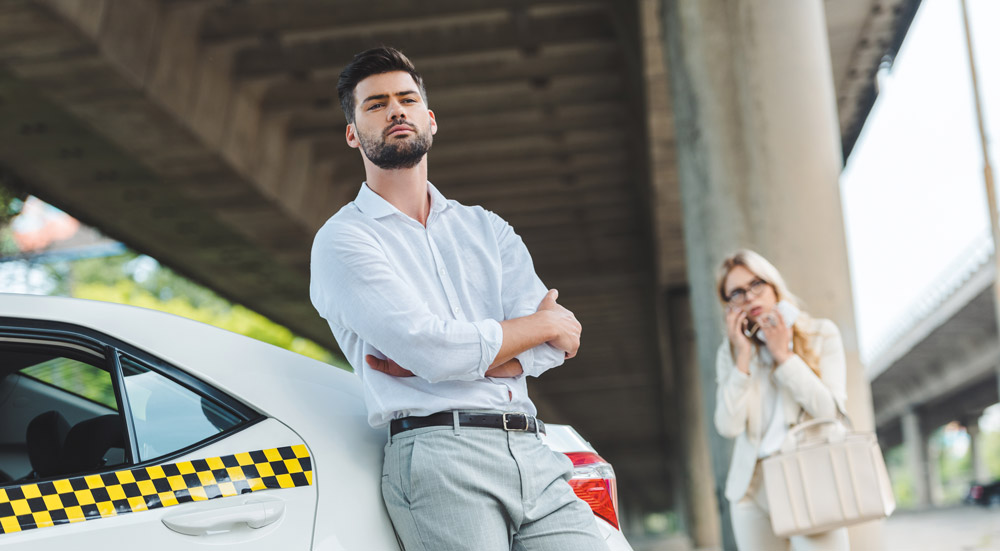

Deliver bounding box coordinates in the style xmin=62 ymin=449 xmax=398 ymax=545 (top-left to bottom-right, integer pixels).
xmin=761 ymin=417 xmax=895 ymax=538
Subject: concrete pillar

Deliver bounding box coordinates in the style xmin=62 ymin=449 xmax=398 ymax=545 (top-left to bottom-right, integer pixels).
xmin=966 ymin=418 xmax=990 ymax=484
xmin=664 ymin=291 xmax=722 ymax=548
xmin=641 ymin=0 xmax=722 ymax=547
xmin=926 ymin=432 xmax=944 ymax=506
xmin=660 ymin=0 xmax=883 ymax=548
xmin=902 ymin=410 xmax=930 ymax=507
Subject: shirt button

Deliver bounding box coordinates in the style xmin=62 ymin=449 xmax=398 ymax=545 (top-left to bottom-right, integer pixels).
xmin=453 ymin=306 xmax=460 ymax=314
xmin=439 ymin=268 xmax=446 ymax=276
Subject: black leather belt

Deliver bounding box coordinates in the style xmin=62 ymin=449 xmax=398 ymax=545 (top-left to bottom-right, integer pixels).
xmin=390 ymin=412 xmax=545 ymax=436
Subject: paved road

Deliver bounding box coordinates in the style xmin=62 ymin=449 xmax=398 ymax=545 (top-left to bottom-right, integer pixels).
xmin=632 ymin=505 xmax=1000 ymax=550
xmin=885 ymin=506 xmax=1000 ymax=551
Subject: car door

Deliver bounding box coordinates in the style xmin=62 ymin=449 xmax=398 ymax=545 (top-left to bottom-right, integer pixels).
xmin=0 ymin=322 xmax=317 ymax=550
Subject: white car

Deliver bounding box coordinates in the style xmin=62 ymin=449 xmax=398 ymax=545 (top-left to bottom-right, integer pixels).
xmin=0 ymin=294 xmax=632 ymax=550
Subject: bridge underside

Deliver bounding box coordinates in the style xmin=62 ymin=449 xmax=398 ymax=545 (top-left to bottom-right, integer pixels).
xmin=871 ymin=254 xmax=999 ymax=448
xmin=0 ymin=0 xmax=919 ymax=516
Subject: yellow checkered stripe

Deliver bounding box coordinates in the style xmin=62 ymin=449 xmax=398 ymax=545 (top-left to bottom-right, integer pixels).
xmin=0 ymin=445 xmax=311 ymax=535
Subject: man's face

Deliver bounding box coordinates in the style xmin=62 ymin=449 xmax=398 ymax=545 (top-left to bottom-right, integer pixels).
xmin=346 ymin=71 xmax=437 ymax=170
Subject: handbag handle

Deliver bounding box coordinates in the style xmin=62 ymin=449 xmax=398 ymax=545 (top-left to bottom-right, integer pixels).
xmin=780 ymin=417 xmax=847 ymax=453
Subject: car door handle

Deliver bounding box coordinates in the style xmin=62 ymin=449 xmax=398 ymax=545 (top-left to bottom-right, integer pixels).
xmin=162 ymin=500 xmax=285 ymax=536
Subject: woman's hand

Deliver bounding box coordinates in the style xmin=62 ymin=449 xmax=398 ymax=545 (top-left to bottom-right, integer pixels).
xmin=725 ymin=306 xmax=753 ymax=374
xmin=760 ymin=308 xmax=793 ymax=365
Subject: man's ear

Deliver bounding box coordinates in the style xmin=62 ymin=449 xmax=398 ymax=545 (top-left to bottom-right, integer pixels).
xmin=428 ymin=109 xmax=438 ymax=136
xmin=345 ymin=122 xmax=360 ymax=149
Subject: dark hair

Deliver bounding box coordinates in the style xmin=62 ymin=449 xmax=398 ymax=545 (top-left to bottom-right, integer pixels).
xmin=337 ymin=47 xmax=428 ymax=124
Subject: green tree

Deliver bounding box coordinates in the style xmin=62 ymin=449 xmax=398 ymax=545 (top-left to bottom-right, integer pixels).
xmin=885 ymin=444 xmax=915 ymax=508
xmin=934 ymin=426 xmax=972 ymax=503
xmin=48 ymin=254 xmax=347 ymax=369
xmin=983 ymin=429 xmax=1000 ymax=479
xmin=0 ymin=179 xmax=28 ymax=257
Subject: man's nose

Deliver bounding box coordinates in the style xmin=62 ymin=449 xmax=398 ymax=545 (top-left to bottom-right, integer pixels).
xmin=387 ymin=101 xmax=407 ymax=120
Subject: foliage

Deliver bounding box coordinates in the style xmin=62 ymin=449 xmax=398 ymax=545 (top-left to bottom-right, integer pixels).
xmin=933 ymin=426 xmax=972 ymax=504
xmin=22 ymin=357 xmax=118 ymax=410
xmin=984 ymin=429 xmax=1000 ymax=479
xmin=886 ymin=423 xmax=1000 ymax=510
xmin=46 ymin=254 xmax=348 ymax=369
xmin=0 ymin=180 xmax=28 ymax=257
xmin=885 ymin=444 xmax=915 ymax=508
xmin=1 ymin=184 xmax=346 ymax=368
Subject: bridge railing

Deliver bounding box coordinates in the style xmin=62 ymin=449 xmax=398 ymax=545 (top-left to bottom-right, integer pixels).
xmin=864 ymin=230 xmax=994 ymax=367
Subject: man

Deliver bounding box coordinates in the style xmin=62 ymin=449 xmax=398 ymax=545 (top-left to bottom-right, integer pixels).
xmin=310 ymin=47 xmax=609 ymax=551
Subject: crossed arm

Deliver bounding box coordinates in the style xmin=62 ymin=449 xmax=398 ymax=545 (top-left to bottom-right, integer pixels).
xmin=366 ymin=288 xmax=582 ymax=378
xmin=312 ymin=215 xmax=580 ymax=382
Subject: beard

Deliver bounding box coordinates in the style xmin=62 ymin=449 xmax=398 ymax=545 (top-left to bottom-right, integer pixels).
xmin=358 ymin=122 xmax=433 ymax=170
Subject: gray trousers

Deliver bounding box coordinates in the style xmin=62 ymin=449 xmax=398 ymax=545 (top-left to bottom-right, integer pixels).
xmin=381 ymin=421 xmax=611 ymax=551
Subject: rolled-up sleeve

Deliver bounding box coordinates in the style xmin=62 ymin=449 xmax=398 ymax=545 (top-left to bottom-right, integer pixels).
xmin=310 ymin=221 xmax=502 ymax=383
xmin=490 ymin=212 xmax=565 ymax=377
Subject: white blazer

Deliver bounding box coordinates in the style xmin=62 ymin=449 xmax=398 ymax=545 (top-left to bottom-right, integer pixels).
xmin=714 ymin=317 xmax=848 ymax=502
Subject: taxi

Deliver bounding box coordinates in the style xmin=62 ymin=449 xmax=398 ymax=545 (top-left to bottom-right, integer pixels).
xmin=0 ymin=294 xmax=631 ymax=550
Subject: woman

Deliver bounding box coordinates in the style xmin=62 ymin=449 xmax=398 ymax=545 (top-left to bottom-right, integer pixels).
xmin=715 ymin=250 xmax=849 ymax=551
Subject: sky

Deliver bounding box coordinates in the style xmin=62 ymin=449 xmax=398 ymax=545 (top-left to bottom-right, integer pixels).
xmin=840 ymin=0 xmax=1000 ymax=362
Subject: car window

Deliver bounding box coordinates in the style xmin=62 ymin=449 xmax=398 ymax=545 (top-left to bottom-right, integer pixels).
xmin=0 ymin=345 xmax=125 ymax=485
xmin=119 ymin=355 xmax=243 ymax=462
xmin=20 ymin=356 xmax=118 ymax=410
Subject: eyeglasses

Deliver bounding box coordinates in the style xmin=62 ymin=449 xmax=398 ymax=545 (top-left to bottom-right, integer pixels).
xmin=726 ymin=279 xmax=769 ymax=305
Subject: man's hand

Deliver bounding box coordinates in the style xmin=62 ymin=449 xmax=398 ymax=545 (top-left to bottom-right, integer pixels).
xmin=368 ymin=355 xmax=524 ymax=379
xmin=537 ymin=289 xmax=582 ymax=359
xmin=366 ymin=354 xmax=415 ymax=377
xmin=485 ymin=359 xmax=523 ymax=378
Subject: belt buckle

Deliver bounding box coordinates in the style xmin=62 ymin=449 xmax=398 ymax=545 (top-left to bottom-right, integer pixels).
xmin=502 ymin=412 xmax=530 ymax=432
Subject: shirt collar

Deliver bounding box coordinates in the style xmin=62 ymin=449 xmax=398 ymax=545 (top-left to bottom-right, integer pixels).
xmin=426 ymin=182 xmax=450 ymax=216
xmin=353 ymin=182 xmax=451 ymax=220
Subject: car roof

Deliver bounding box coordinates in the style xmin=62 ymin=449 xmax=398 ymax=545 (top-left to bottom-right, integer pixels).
xmin=0 ymin=293 xmax=361 ymax=420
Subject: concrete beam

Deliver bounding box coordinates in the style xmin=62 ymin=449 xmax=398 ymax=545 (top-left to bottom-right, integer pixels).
xmin=831 ymin=0 xmax=922 ymax=156
xmin=199 ymin=0 xmax=604 ymax=44
xmin=259 ymin=43 xmax=622 ymax=112
xmin=910 ymin=376 xmax=999 ymax=438
xmin=868 ymin=256 xmax=995 ymax=379
xmin=874 ymin=340 xmax=1000 ymax=427
xmin=0 ymin=69 xmax=329 ymax=345
xmin=269 ymin=74 xmax=625 ymax=121
xmin=0 ymin=2 xmax=333 ymax=347
xmin=290 ymin=102 xmax=628 ymax=142
xmin=232 ymin=10 xmax=615 ymax=79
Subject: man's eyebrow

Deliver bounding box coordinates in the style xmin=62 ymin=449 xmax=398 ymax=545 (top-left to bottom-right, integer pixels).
xmin=361 ymin=91 xmax=418 ymax=104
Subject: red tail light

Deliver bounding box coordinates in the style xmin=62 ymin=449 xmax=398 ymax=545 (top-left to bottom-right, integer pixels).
xmin=565 ymin=451 xmax=619 ymax=530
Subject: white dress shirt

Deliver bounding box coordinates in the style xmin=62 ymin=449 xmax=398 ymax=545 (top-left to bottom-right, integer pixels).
xmin=310 ymin=182 xmax=565 ymax=428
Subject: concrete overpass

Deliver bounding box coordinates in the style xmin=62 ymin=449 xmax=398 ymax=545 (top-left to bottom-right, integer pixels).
xmin=868 ymin=232 xmax=1000 ymax=505
xmin=0 ymin=0 xmax=922 ymax=546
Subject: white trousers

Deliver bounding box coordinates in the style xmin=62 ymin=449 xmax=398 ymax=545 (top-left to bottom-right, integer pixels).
xmin=381 ymin=420 xmax=610 ymax=551
xmin=731 ymin=462 xmax=850 ymax=551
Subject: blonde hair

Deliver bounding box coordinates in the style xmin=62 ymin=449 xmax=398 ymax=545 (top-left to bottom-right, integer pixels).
xmin=716 ymin=249 xmax=821 ymax=375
